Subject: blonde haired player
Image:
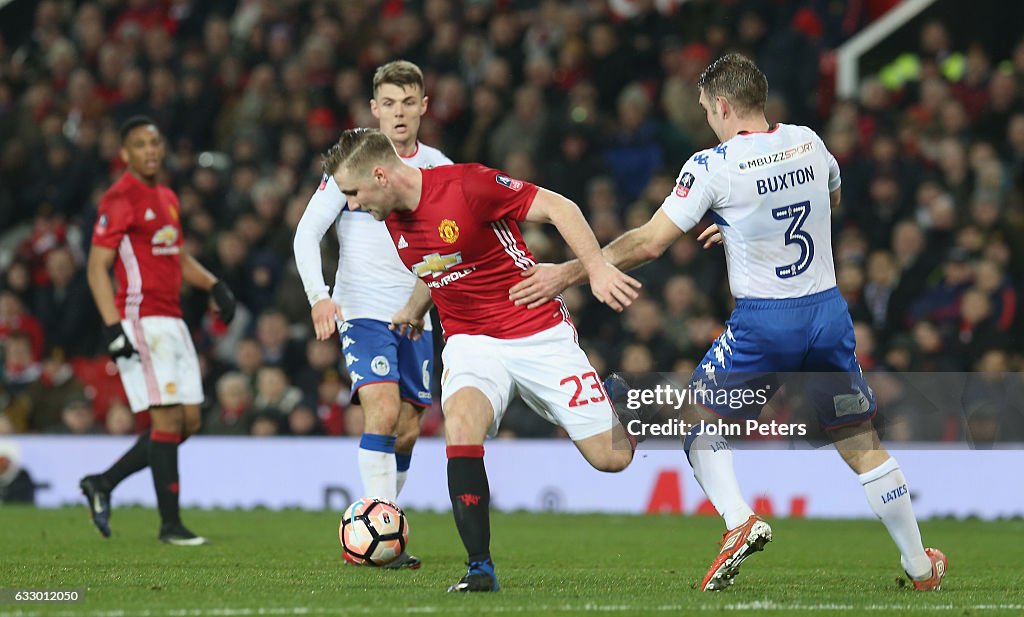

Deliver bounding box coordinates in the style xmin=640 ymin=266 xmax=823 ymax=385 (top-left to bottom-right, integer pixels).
xmin=323 ymin=128 xmax=642 ymax=592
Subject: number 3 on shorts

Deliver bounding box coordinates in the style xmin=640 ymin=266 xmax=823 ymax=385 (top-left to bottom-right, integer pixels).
xmin=560 ymin=371 xmax=606 ymax=408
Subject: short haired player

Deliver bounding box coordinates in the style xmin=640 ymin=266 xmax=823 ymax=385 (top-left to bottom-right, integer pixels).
xmin=323 ymin=128 xmax=642 ymax=592
xmin=509 ymin=54 xmax=947 ymax=592
xmin=80 ymin=116 xmax=236 ymax=544
xmin=293 ymin=61 xmax=450 ymax=569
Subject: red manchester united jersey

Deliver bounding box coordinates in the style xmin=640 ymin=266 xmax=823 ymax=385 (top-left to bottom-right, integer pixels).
xmin=386 ymin=164 xmax=569 ymax=339
xmin=92 ymin=172 xmax=183 ymax=319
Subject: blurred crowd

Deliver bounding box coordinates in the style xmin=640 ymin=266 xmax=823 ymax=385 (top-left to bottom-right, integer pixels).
xmin=0 ymin=0 xmax=1022 ymax=442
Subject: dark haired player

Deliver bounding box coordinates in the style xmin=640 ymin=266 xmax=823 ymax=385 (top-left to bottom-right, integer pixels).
xmin=80 ymin=116 xmax=236 ymax=545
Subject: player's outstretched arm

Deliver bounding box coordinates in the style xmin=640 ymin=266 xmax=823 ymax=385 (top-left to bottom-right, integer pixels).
xmin=511 ymin=209 xmax=682 ymax=309
xmin=390 ymin=279 xmax=433 ymax=340
xmin=523 ymin=188 xmax=641 ymax=312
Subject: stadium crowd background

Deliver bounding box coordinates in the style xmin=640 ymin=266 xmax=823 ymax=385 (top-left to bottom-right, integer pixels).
xmin=0 ymin=0 xmax=1022 ymax=442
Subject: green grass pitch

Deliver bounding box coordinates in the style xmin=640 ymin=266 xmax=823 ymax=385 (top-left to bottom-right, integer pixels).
xmin=2 ymin=507 xmax=1022 ymax=616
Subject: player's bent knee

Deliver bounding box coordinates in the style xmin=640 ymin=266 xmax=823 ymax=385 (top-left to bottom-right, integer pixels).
xmin=589 ymin=450 xmax=631 ymax=473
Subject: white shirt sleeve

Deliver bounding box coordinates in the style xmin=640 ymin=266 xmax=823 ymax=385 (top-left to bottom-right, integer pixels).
xmin=658 ymin=152 xmax=720 ymax=233
xmin=816 ymin=132 xmax=841 ymax=192
xmin=293 ymin=175 xmax=346 ymax=307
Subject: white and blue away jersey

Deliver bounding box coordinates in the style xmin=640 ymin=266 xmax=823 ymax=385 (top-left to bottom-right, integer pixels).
xmin=293 ymin=142 xmax=452 ymax=328
xmin=660 ymin=124 xmax=840 ymax=299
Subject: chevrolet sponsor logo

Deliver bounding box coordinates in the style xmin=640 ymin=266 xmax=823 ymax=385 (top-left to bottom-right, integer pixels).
xmin=412 ymin=252 xmax=463 ymax=278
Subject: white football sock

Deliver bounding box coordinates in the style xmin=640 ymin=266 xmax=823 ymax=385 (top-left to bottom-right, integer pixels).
xmin=685 ymin=428 xmax=754 ymax=530
xmin=395 ymin=471 xmax=408 ymax=497
xmin=858 ymin=457 xmax=931 ymax=578
xmin=358 ymin=433 xmax=397 ymax=501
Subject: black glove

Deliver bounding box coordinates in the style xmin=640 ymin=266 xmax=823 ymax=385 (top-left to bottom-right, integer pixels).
xmin=103 ymin=323 xmax=137 ymax=360
xmin=211 ymin=280 xmax=236 ymax=324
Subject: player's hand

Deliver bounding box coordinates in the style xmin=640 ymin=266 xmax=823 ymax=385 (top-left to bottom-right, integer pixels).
xmin=509 ymin=263 xmax=572 ymax=309
xmin=389 ymin=307 xmax=425 ymax=341
xmin=587 ymin=261 xmax=641 ymax=312
xmin=697 ymin=224 xmax=723 ymax=249
xmin=211 ymin=280 xmax=237 ymax=324
xmin=311 ymin=298 xmax=344 ymax=341
xmin=103 ymin=323 xmax=137 ymax=360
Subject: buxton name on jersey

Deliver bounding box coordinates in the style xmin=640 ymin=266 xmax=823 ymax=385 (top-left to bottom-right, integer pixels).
xmin=386 ymin=164 xmax=567 ymax=339
xmin=660 ymin=123 xmax=841 ymax=300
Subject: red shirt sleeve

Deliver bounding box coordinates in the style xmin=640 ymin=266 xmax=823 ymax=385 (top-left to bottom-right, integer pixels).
xmin=92 ymin=190 xmax=134 ymax=249
xmin=461 ymin=163 xmax=539 ymax=222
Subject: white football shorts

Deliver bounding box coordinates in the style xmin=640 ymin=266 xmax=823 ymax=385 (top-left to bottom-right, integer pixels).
xmin=440 ymin=320 xmax=616 ymax=441
xmin=116 ymin=316 xmax=204 ymax=413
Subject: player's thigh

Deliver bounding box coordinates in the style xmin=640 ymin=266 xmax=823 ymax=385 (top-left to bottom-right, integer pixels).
xmin=117 ymin=317 xmax=199 ymax=413
xmin=396 ymin=331 xmax=433 ymax=409
xmin=440 ymin=333 xmax=513 ymax=439
xmin=805 ymin=299 xmax=877 ymax=430
xmin=341 ymin=318 xmax=401 ymax=407
xmin=505 ymin=322 xmax=616 ymax=442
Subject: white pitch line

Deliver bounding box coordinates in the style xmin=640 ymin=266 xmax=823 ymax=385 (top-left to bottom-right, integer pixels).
xmin=3 ymin=604 xmax=1024 ymax=617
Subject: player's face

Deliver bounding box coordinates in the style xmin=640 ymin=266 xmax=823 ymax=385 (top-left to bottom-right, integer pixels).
xmin=334 ymin=165 xmax=393 ymax=221
xmin=120 ymin=125 xmax=165 ymax=181
xmin=371 ymin=83 xmax=428 ymax=152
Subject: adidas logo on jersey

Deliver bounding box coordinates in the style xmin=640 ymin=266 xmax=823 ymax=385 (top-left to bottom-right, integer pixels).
xmin=144 ymin=208 xmax=156 ymax=221
xmin=397 ymin=235 xmax=409 ymax=249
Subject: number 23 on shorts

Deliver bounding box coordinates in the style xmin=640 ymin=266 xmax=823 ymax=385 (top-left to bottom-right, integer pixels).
xmin=560 ymin=371 xmax=606 ymax=407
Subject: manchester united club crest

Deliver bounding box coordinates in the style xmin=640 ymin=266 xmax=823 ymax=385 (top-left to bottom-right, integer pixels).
xmin=438 ymin=218 xmax=459 ymax=244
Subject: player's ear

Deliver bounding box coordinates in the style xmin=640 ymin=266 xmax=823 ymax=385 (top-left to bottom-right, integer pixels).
xmin=420 ymin=95 xmax=429 ymax=115
xmin=373 ymin=166 xmax=387 ymax=185
xmin=370 ymin=98 xmax=380 ymax=119
xmin=119 ymin=147 xmax=129 ymax=165
xmin=716 ymin=96 xmax=730 ymax=119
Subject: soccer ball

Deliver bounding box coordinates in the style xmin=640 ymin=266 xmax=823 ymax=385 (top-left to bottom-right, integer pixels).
xmin=339 ymin=498 xmax=409 ymax=566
